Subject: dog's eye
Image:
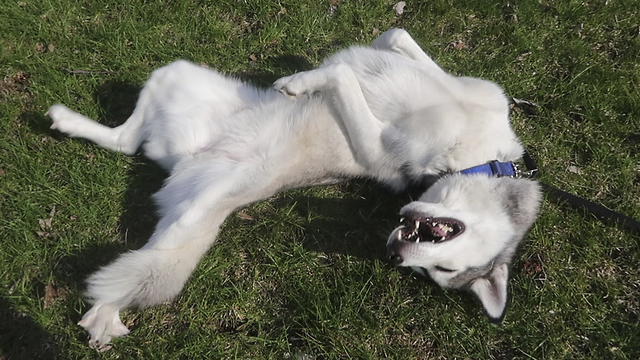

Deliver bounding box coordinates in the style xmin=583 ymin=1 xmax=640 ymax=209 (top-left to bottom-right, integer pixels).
xmin=434 ymin=265 xmax=455 ymax=273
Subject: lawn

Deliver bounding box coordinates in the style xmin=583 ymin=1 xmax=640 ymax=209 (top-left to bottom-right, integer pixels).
xmin=1 ymin=0 xmax=639 ymax=359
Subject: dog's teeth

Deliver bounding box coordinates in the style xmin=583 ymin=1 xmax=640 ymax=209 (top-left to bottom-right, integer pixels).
xmin=441 ymin=236 xmax=445 ymax=241
xmin=432 ymin=222 xmax=437 ymax=227
xmin=397 ymin=231 xmax=402 ymax=240
xmin=399 ymin=217 xmax=404 ymax=223
xmin=415 ymin=221 xmax=420 ymax=229
xmin=415 ymin=238 xmax=420 ymax=243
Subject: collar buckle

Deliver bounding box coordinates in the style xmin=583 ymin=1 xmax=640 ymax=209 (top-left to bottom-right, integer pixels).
xmin=513 ymin=163 xmax=538 ymax=178
xmin=516 ymin=150 xmax=539 ymax=178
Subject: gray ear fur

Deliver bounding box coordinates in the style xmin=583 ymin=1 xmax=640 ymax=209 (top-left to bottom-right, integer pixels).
xmin=472 ymin=178 xmax=541 ymax=321
xmin=470 ymin=262 xmax=510 ymax=321
xmin=501 ymin=178 xmax=542 ymax=237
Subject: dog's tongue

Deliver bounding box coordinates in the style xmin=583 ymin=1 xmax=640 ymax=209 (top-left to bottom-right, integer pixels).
xmin=430 ymin=223 xmax=447 ymax=238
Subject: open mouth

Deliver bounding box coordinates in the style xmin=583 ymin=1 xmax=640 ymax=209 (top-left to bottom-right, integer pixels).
xmin=396 ymin=213 xmax=465 ymax=243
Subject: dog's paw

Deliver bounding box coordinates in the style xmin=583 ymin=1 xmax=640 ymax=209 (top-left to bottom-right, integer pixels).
xmin=273 ymin=70 xmax=329 ymax=97
xmin=46 ymin=104 xmax=85 ymax=136
xmin=371 ymin=28 xmax=410 ymax=51
xmin=78 ymin=303 xmax=130 ymax=352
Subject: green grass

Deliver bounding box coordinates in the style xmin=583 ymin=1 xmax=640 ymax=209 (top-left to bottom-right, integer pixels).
xmin=1 ymin=0 xmax=639 ymax=358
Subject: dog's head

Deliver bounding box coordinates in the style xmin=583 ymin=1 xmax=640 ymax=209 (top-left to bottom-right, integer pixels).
xmin=386 ymin=174 xmax=541 ymax=321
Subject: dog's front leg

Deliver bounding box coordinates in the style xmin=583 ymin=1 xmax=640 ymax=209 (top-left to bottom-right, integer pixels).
xmin=274 ymin=65 xmax=386 ymax=171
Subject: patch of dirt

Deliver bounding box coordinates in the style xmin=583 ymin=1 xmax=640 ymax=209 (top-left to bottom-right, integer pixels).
xmin=1 ymin=70 xmax=30 ymax=101
xmin=42 ymin=282 xmax=68 ymax=308
xmin=522 ymin=253 xmax=547 ymax=281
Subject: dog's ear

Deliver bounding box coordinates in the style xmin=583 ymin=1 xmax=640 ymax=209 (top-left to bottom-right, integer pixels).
xmin=502 ymin=179 xmax=542 ymax=237
xmin=470 ymin=262 xmax=509 ymax=322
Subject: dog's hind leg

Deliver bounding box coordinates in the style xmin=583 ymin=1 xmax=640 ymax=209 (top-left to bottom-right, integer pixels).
xmin=47 ymin=103 xmax=146 ymax=155
xmin=371 ymin=29 xmax=444 ymax=74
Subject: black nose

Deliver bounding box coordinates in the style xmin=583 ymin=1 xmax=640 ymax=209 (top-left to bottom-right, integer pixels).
xmin=388 ymin=252 xmax=403 ymax=266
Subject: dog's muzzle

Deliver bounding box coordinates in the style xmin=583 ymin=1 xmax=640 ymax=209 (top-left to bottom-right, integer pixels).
xmin=387 ymin=244 xmax=404 ymax=266
xmin=386 ymin=214 xmax=465 ymax=266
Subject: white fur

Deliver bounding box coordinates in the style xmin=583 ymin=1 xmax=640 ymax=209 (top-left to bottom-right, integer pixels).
xmin=48 ymin=29 xmax=535 ymax=349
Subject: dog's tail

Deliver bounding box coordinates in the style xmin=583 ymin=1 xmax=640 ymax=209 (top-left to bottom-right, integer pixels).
xmin=84 ymin=245 xmax=206 ymax=309
xmin=84 ymin=219 xmax=223 ymax=309
xmin=78 ymin=218 xmax=223 ymax=349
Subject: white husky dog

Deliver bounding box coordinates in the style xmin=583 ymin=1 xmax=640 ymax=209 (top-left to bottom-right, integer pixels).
xmin=47 ymin=29 xmax=541 ymax=350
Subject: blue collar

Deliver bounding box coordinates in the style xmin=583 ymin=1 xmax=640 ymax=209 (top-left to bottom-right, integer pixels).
xmin=458 ymin=160 xmax=517 ymax=177
xmin=457 ymin=152 xmax=539 ymax=178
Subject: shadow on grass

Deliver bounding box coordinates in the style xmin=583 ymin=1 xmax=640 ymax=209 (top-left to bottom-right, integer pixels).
xmin=240 ymin=54 xmax=315 ymax=86
xmin=94 ymin=80 xmax=141 ymax=126
xmin=276 ymin=181 xmax=412 ymax=260
xmin=0 ymin=298 xmax=61 ymax=359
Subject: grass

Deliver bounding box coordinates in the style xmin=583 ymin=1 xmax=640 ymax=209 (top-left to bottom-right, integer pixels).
xmin=1 ymin=0 xmax=639 ymax=358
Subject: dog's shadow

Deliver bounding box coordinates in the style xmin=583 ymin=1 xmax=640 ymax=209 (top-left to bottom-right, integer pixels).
xmin=0 ymin=297 xmax=61 ymax=359
xmin=267 ymin=181 xmax=412 ymax=260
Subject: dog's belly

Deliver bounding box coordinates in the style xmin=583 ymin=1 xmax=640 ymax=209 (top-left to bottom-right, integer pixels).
xmin=141 ymin=87 xmax=364 ymax=190
xmin=211 ymin=96 xmax=366 ymax=187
